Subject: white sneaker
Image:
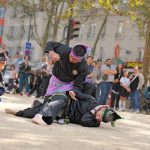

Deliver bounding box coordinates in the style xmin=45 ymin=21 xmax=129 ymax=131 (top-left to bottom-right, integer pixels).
xmin=129 ymin=109 xmax=134 ymax=112
xmin=57 ymin=119 xmax=65 ymax=125
xmin=136 ymin=109 xmax=140 ymax=113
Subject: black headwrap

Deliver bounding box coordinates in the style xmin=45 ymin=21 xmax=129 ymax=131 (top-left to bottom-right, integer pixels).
xmin=72 ymin=45 xmax=87 ymax=57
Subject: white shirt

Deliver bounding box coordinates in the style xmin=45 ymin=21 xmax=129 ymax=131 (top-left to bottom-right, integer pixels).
xmin=120 ymin=77 xmax=130 ymax=88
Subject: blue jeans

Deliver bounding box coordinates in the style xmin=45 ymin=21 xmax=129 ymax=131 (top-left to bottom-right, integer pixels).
xmin=100 ymin=82 xmax=112 ymax=105
xmin=96 ymin=83 xmax=101 ymax=101
xmin=130 ymin=89 xmax=140 ymax=110
xmin=19 ymin=73 xmax=30 ymax=93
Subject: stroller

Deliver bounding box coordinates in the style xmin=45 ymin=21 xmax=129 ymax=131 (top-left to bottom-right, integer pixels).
xmin=141 ymin=86 xmax=150 ymax=113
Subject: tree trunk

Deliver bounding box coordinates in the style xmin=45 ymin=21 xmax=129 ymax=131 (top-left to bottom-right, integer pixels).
xmin=92 ymin=12 xmax=109 ymax=56
xmin=52 ymin=0 xmax=65 ymax=41
xmin=143 ymin=20 xmax=150 ymax=83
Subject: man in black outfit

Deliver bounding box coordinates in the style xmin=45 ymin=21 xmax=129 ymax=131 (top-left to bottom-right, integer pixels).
xmin=32 ymin=41 xmax=96 ymax=124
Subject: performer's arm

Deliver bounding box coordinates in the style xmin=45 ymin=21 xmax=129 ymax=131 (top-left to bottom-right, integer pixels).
xmin=45 ymin=41 xmax=70 ymax=61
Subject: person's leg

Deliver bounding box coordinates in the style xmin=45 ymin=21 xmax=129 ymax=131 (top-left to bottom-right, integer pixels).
xmin=36 ymin=77 xmax=42 ymax=97
xmin=19 ymin=74 xmax=24 ymax=93
xmin=41 ymin=76 xmax=50 ymax=97
xmin=111 ymin=92 xmax=116 ymax=108
xmin=82 ymin=82 xmax=96 ymax=98
xmin=115 ymin=93 xmax=120 ymax=109
xmin=122 ymin=98 xmax=126 ymax=111
xmin=134 ymin=89 xmax=140 ymax=112
xmin=29 ymin=84 xmax=37 ymax=95
xmin=5 ymin=108 xmax=20 ymax=115
xmin=100 ymin=82 xmax=107 ymax=104
xmin=119 ymin=96 xmax=123 ymax=111
xmin=96 ymin=83 xmax=101 ymax=101
xmin=103 ymin=82 xmax=112 ymax=105
xmin=32 ymin=95 xmax=68 ymax=125
xmin=7 ymin=79 xmax=13 ymax=91
xmin=129 ymin=91 xmax=135 ymax=111
xmin=40 ymin=77 xmax=46 ymax=96
xmin=25 ymin=74 xmax=30 ymax=93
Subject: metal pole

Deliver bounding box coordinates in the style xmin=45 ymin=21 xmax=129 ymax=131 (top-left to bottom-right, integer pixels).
xmin=27 ymin=15 xmax=32 ymax=42
xmin=65 ymin=0 xmax=74 ymax=46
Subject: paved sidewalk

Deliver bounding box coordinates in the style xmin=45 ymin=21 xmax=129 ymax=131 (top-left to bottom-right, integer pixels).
xmin=0 ymin=94 xmax=150 ymax=150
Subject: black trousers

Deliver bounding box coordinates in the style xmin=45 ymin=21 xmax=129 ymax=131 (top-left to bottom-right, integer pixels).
xmin=29 ymin=77 xmax=42 ymax=97
xmin=82 ymin=82 xmax=96 ymax=98
xmin=111 ymin=83 xmax=120 ymax=108
xmin=40 ymin=75 xmax=51 ymax=96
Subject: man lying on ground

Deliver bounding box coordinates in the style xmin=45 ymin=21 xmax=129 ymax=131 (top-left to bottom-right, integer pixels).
xmin=5 ymin=92 xmax=121 ymax=127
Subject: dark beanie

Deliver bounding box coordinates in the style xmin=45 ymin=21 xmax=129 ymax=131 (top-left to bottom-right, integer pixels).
xmin=72 ymin=45 xmax=86 ymax=57
xmin=102 ymin=108 xmax=122 ymax=123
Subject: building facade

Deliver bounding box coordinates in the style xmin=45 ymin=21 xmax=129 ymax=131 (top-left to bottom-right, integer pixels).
xmin=2 ymin=6 xmax=145 ymax=62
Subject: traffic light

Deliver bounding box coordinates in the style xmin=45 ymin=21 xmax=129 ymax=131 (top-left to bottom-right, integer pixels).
xmin=66 ymin=19 xmax=81 ymax=45
xmin=70 ymin=19 xmax=80 ymax=39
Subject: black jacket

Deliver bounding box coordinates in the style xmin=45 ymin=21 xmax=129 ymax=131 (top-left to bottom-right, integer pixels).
xmin=45 ymin=41 xmax=88 ymax=93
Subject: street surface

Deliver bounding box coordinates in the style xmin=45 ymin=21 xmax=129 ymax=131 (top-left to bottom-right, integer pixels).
xmin=0 ymin=94 xmax=150 ymax=150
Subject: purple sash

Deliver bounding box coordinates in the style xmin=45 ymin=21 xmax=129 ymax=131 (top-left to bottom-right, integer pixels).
xmin=45 ymin=75 xmax=73 ymax=96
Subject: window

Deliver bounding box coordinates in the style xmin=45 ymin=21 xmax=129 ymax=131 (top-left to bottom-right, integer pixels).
xmin=7 ymin=26 xmax=14 ymax=40
xmin=137 ymin=47 xmax=144 ymax=61
xmin=14 ymin=26 xmax=22 ymax=40
xmin=115 ymin=21 xmax=125 ymax=38
xmin=22 ymin=26 xmax=29 ymax=40
xmin=78 ymin=24 xmax=85 ymax=40
xmin=87 ymin=23 xmax=96 ymax=40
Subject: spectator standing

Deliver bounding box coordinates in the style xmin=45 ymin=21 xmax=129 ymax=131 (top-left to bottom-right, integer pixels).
xmin=111 ymin=64 xmax=123 ymax=109
xmin=100 ymin=59 xmax=117 ymax=105
xmin=119 ymin=70 xmax=130 ymax=111
xmin=129 ymin=66 xmax=144 ymax=113
xmin=18 ymin=55 xmax=31 ymax=96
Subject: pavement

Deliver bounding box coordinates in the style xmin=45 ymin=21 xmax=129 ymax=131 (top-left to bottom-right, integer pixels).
xmin=0 ymin=94 xmax=150 ymax=150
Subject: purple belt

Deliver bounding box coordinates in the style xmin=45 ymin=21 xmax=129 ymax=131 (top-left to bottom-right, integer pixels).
xmin=45 ymin=75 xmax=73 ymax=96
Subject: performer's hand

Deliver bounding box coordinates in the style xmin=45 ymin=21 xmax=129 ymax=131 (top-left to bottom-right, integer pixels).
xmin=69 ymin=91 xmax=77 ymax=101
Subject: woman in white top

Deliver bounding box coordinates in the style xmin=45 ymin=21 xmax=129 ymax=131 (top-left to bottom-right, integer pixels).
xmin=119 ymin=70 xmax=130 ymax=111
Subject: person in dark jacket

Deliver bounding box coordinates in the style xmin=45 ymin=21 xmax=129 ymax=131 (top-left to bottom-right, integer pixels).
xmin=18 ymin=55 xmax=31 ymax=96
xmin=44 ymin=41 xmax=89 ymax=100
xmin=5 ymin=92 xmax=121 ymax=127
xmin=67 ymin=92 xmax=121 ymax=127
xmin=111 ymin=64 xmax=123 ymax=109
